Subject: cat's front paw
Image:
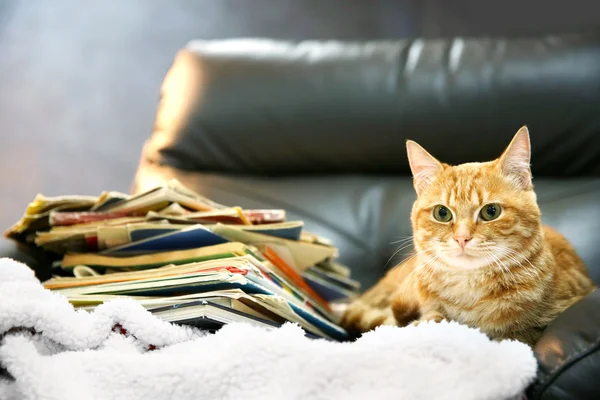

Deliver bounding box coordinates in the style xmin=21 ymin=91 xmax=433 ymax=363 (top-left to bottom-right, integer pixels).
xmin=340 ymin=300 xmax=396 ymax=337
xmin=411 ymin=312 xmax=445 ymax=327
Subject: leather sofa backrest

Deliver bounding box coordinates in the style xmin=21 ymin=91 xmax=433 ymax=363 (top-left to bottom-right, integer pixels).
xmin=145 ymin=33 xmax=600 ymax=178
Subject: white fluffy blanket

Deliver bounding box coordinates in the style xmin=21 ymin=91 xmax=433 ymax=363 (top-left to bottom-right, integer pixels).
xmin=0 ymin=258 xmax=537 ymax=400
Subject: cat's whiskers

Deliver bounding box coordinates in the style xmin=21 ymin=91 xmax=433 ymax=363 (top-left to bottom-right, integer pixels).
xmin=489 ymin=245 xmax=537 ymax=269
xmin=482 ymin=250 xmax=501 ymax=273
xmin=489 ymin=246 xmax=538 ymax=281
xmin=486 ymin=251 xmax=511 ymax=284
xmin=499 ymin=246 xmax=536 ymax=268
xmin=482 ymin=251 xmax=500 ymax=280
xmin=389 ymin=236 xmax=414 ymax=245
xmin=384 ymin=241 xmax=418 ymax=269
xmin=402 ymin=248 xmax=435 ymax=269
xmin=486 ymin=250 xmax=518 ymax=285
xmin=387 ymin=238 xmax=445 ymax=272
xmin=473 ymin=242 xmax=510 ymax=262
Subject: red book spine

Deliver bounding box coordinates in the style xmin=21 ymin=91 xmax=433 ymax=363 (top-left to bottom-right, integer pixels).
xmin=50 ymin=211 xmax=143 ymax=226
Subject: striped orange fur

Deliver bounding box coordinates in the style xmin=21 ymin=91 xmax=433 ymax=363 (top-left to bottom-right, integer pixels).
xmin=341 ymin=126 xmax=596 ymax=346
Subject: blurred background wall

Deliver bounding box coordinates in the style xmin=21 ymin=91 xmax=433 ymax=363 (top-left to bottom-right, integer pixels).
xmin=1 ymin=0 xmax=599 ymax=233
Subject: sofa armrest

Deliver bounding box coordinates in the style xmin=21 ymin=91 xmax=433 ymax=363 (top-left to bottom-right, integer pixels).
xmin=527 ymin=289 xmax=600 ymax=400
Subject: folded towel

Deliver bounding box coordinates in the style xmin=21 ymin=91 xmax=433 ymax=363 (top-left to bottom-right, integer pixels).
xmin=0 ymin=258 xmax=537 ymax=400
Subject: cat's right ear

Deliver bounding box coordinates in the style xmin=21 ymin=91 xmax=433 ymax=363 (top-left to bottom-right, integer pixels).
xmin=406 ymin=140 xmax=443 ymax=195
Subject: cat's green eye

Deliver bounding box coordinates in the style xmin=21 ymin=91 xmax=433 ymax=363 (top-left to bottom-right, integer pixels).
xmin=480 ymin=203 xmax=502 ymax=221
xmin=433 ymin=205 xmax=452 ymax=222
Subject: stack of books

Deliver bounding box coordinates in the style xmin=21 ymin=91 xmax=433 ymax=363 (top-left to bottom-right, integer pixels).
xmin=4 ymin=180 xmax=360 ymax=340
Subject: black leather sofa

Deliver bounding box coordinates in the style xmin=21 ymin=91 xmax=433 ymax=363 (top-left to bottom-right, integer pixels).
xmin=131 ymin=32 xmax=600 ymax=399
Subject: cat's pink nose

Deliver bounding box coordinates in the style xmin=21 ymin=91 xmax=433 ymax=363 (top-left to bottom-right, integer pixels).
xmin=454 ymin=236 xmax=472 ymax=249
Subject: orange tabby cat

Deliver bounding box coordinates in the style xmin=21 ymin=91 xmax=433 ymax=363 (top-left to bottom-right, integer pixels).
xmin=341 ymin=126 xmax=596 ymax=346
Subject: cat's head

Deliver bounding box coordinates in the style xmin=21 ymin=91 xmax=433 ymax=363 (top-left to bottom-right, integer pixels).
xmin=407 ymin=126 xmax=541 ymax=271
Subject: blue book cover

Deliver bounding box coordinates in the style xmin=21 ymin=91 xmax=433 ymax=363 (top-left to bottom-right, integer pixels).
xmin=102 ymin=225 xmax=229 ymax=256
xmin=103 ymin=280 xmax=272 ymax=297
xmin=129 ymin=228 xmax=181 ymax=242
xmin=305 ymin=266 xmax=361 ymax=292
xmin=240 ymin=225 xmax=303 ymax=241
xmin=303 ymin=274 xmax=352 ymax=302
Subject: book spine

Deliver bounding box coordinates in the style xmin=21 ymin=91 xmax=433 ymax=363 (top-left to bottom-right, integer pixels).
xmin=262 ymin=246 xmax=332 ymax=312
xmin=50 ymin=211 xmax=143 ymax=226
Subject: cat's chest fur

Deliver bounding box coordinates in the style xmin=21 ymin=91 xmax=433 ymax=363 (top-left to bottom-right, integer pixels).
xmin=419 ymin=261 xmax=548 ymax=331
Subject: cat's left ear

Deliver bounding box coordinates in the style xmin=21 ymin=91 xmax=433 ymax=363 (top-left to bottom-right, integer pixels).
xmin=497 ymin=126 xmax=532 ymax=189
